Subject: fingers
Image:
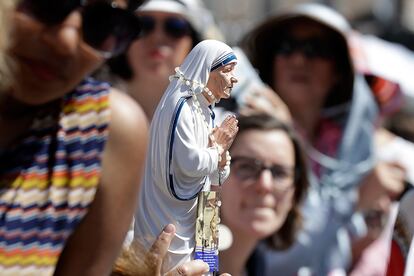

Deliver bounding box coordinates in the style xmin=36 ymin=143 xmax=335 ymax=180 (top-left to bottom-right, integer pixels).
xmin=222 ymin=114 xmax=237 ymax=123
xmin=209 ymin=115 xmax=238 ymax=154
xmin=376 ymin=162 xmax=406 ymax=194
xmin=165 ymin=259 xmax=209 ymax=276
xmin=143 ymin=224 xmax=230 ymax=276
xmin=220 ymin=115 xmax=238 ymax=130
xmin=384 ymin=161 xmax=406 ymax=176
xmin=145 ymin=224 xmax=176 ymax=274
xmin=358 ymin=161 xmax=407 ymax=211
xmin=221 ymin=115 xmax=238 ymax=134
xmin=220 ymin=126 xmax=238 ymax=149
xmin=213 ymin=116 xmax=237 ymax=138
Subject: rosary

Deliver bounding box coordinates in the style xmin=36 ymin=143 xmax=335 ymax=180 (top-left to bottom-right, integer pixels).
xmin=169 ymin=67 xmax=231 ymax=177
xmin=170 ymin=67 xmax=232 ymax=274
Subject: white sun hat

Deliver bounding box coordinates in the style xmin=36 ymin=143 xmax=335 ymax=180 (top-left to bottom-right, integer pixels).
xmin=137 ymin=0 xmax=224 ymax=41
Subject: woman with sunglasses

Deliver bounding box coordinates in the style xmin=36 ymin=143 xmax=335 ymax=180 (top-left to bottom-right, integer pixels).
xmin=219 ymin=114 xmax=309 ymax=276
xmin=239 ymin=3 xmax=408 ymax=275
xmin=108 ymin=0 xmax=224 ymax=120
xmin=0 ymin=0 xmax=150 ymax=275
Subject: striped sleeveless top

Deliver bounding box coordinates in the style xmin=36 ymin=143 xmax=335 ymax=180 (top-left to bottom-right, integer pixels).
xmin=0 ymin=78 xmax=110 ymax=275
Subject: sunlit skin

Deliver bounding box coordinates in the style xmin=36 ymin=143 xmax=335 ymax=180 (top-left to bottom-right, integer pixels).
xmin=127 ymin=11 xmax=193 ymax=119
xmin=1 ymin=1 xmax=151 ymax=275
xmin=272 ymin=20 xmax=339 ymax=139
xmin=0 ymin=4 xmax=107 ymax=149
xmin=8 ymin=9 xmax=104 ymax=105
xmin=204 ymin=63 xmax=238 ymax=104
xmin=220 ymin=128 xmax=295 ymax=276
xmin=222 ymin=129 xmax=295 ymax=238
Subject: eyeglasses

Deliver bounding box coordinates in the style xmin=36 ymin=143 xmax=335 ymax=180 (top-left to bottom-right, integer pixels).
xmin=231 ymin=156 xmax=295 ymax=189
xmin=18 ymin=0 xmax=141 ymax=58
xmin=137 ymin=15 xmax=191 ymax=39
xmin=274 ymin=35 xmax=337 ymax=59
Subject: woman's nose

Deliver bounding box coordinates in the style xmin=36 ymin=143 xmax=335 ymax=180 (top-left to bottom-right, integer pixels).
xmin=254 ymin=169 xmax=274 ymax=193
xmin=41 ymin=11 xmax=82 ymax=57
xmin=288 ymin=50 xmax=308 ymax=65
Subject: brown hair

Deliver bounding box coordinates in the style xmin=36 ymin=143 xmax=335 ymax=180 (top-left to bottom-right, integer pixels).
xmin=233 ymin=113 xmax=309 ymax=250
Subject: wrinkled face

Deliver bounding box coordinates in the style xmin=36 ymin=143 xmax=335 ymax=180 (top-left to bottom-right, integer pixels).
xmin=127 ymin=11 xmax=193 ymax=80
xmin=272 ymin=20 xmax=339 ymax=113
xmin=206 ymin=62 xmax=237 ymax=101
xmin=7 ymin=1 xmax=123 ymax=104
xmin=221 ymin=129 xmax=295 ymax=238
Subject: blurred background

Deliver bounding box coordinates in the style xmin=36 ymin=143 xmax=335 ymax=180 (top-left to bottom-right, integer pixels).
xmin=202 ymin=0 xmax=414 ymax=49
xmin=201 ymin=0 xmax=414 ymax=110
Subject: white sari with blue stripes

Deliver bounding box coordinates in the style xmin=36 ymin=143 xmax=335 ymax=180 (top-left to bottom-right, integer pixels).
xmin=133 ymin=40 xmax=237 ymax=272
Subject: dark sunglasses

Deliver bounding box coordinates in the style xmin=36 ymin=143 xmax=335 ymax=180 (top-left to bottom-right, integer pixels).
xmin=137 ymin=15 xmax=191 ymax=39
xmin=18 ymin=0 xmax=142 ymax=58
xmin=231 ymin=156 xmax=295 ymax=186
xmin=274 ymin=35 xmax=338 ymax=59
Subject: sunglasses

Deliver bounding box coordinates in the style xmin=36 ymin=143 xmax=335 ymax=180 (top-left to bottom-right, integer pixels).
xmin=274 ymin=35 xmax=338 ymax=59
xmin=231 ymin=156 xmax=295 ymax=189
xmin=137 ymin=15 xmax=191 ymax=39
xmin=18 ymin=0 xmax=141 ymax=58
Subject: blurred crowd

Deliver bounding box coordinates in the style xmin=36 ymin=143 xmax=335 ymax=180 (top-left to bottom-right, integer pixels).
xmin=1 ymin=0 xmax=414 ymax=275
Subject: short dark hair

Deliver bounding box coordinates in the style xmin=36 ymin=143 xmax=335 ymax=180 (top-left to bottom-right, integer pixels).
xmin=232 ymin=113 xmax=309 ymax=250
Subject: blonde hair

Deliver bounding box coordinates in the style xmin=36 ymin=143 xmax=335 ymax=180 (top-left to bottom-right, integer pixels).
xmin=0 ymin=0 xmax=15 ymax=91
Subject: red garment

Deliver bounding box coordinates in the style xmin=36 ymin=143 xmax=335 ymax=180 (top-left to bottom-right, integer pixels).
xmin=387 ymin=239 xmax=405 ymax=276
xmin=386 ymin=191 xmax=414 ymax=276
xmin=366 ymin=74 xmax=402 ymax=117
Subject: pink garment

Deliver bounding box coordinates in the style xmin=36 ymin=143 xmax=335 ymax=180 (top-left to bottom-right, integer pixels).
xmin=349 ymin=233 xmax=389 ymax=276
xmin=311 ymin=119 xmax=342 ymax=178
xmin=349 ymin=205 xmax=399 ymax=276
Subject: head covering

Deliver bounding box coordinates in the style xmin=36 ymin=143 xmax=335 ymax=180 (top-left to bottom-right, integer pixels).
xmin=242 ymin=2 xmax=351 ymax=54
xmin=241 ymin=3 xmax=354 ymax=109
xmin=133 ymin=40 xmax=237 ymax=271
xmin=137 ymin=0 xmax=224 ymax=41
xmin=240 ymin=4 xmax=380 ymax=276
xmin=222 ymin=47 xmax=266 ymax=109
xmin=152 ymin=39 xmax=236 ymax=201
xmin=166 ymin=39 xmax=237 ymax=98
xmin=107 ymin=0 xmax=224 ymax=80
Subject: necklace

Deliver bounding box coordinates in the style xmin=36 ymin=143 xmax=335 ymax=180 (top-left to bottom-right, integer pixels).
xmin=169 ymin=67 xmax=231 ymax=181
xmin=169 ymin=67 xmax=217 ymax=103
